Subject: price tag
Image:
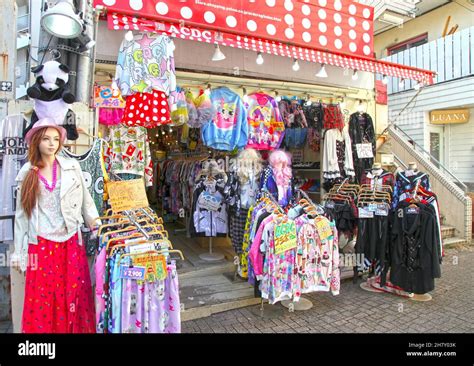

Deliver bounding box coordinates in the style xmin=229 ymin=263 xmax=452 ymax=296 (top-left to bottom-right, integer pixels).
xmin=128 ymin=243 xmax=155 ymax=254
xmin=315 ymin=216 xmax=332 ymax=241
xmin=274 ymin=221 xmax=297 ymax=255
xmin=358 ymin=207 xmax=374 ymax=218
xmin=325 ymin=201 xmax=335 ymax=209
xmin=375 ymin=204 xmax=389 ymax=216
xmin=368 ymin=203 xmax=378 ymax=212
xmin=133 ymin=253 xmax=168 ymax=282
xmin=198 ymin=191 xmax=222 ymax=211
xmin=120 ymin=265 xmax=146 ymax=281
xmin=407 ymin=207 xmax=420 ymax=215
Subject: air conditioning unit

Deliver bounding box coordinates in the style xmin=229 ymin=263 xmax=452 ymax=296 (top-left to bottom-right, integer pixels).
xmin=379 ymin=12 xmax=405 ymax=27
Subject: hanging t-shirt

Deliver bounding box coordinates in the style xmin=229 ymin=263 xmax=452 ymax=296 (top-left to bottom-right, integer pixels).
xmin=58 ymin=138 xmax=105 ymax=215
xmin=0 ymin=115 xmax=27 ymax=241
xmin=105 ymin=125 xmax=153 ymax=187
xmin=114 ymin=33 xmax=177 ymax=102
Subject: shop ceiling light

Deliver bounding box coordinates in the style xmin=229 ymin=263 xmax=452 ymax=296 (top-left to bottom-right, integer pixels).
xmin=315 ymin=64 xmax=328 ymax=78
xmin=256 ymin=52 xmax=264 ymax=65
xmin=339 ymin=97 xmax=346 ymax=110
xmin=292 ymin=59 xmax=300 ymax=72
xmin=243 ymin=87 xmax=249 ymax=103
xmin=275 ymin=91 xmax=281 ymax=102
xmin=382 ymin=75 xmax=389 ymax=85
xmin=352 ymin=69 xmax=359 ymax=81
xmin=41 ymin=0 xmax=83 ymax=39
xmin=125 ymin=31 xmax=134 ymax=42
xmin=212 ymin=45 xmax=226 ymax=61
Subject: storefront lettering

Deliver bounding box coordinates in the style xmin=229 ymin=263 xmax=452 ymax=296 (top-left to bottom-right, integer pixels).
xmin=4 ymin=137 xmax=27 ymax=155
xmin=430 ymin=109 xmax=470 ymax=124
xmin=167 ymin=25 xmax=212 ymax=41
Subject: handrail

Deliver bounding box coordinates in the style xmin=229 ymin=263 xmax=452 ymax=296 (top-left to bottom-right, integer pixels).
xmin=390 ymin=124 xmax=468 ymax=192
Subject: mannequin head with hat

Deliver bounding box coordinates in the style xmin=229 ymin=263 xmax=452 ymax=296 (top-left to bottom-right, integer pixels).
xmin=21 ymin=118 xmax=66 ymax=218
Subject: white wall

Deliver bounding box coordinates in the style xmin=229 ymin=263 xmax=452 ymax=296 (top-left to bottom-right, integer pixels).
xmin=374 ymin=1 xmax=474 ymax=59
xmin=388 ymin=76 xmax=474 ymax=183
xmin=446 ymin=108 xmax=474 ymax=183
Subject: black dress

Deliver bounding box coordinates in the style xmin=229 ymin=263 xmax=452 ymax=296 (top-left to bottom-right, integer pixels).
xmin=348 ymin=112 xmax=375 ymax=183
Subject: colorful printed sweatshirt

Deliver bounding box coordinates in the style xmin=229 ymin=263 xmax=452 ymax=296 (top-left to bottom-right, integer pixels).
xmin=114 ymin=33 xmax=177 ymax=102
xmin=201 ymin=87 xmax=248 ymax=151
xmin=246 ymin=92 xmax=285 ymax=150
xmin=294 ymin=215 xmax=340 ymax=299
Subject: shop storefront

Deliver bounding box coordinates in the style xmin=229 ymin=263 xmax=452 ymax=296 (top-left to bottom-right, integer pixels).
xmin=9 ymin=0 xmax=441 ymax=334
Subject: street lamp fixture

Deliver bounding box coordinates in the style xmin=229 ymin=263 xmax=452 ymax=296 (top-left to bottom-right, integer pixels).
xmin=41 ymin=0 xmax=83 ymax=39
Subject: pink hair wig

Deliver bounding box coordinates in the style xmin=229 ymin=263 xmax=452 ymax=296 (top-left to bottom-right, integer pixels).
xmin=268 ymin=150 xmax=292 ymax=187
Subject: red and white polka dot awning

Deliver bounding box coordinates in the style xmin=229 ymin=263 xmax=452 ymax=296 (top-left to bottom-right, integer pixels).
xmin=94 ymin=0 xmax=435 ymax=85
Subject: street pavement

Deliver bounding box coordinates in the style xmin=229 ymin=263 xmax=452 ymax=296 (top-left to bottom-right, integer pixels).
xmin=182 ymin=247 xmax=474 ymax=333
xmin=1 ymin=247 xmax=472 ymax=334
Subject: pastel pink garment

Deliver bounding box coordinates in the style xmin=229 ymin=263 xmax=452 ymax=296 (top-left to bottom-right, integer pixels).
xmin=248 ymin=215 xmax=274 ymax=277
xmin=94 ymin=247 xmax=106 ymax=331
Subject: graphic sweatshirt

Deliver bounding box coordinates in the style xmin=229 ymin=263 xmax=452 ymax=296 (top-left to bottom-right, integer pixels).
xmin=246 ymin=92 xmax=285 ymax=150
xmin=201 ymin=87 xmax=248 ymax=151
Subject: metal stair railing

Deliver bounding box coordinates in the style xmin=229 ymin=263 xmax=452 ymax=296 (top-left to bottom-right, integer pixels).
xmin=390 ymin=124 xmax=468 ymax=193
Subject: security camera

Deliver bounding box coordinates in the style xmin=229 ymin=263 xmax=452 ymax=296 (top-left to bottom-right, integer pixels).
xmin=74 ymin=32 xmax=96 ymax=52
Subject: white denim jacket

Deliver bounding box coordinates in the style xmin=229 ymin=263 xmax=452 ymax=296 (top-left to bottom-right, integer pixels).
xmin=11 ymin=155 xmax=100 ymax=271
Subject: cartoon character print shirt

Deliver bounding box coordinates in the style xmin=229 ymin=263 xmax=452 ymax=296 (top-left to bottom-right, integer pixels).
xmin=115 ymin=33 xmax=177 ymax=103
xmin=105 ymin=125 xmax=153 ymax=186
xmin=201 ymin=87 xmax=248 ymax=151
xmin=246 ymin=92 xmax=285 ymax=150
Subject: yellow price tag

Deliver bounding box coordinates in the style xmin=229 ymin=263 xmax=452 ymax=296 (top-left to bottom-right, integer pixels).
xmin=315 ymin=217 xmax=332 ymax=241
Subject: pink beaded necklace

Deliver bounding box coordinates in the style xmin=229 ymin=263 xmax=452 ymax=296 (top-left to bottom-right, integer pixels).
xmin=37 ymin=159 xmax=58 ymax=192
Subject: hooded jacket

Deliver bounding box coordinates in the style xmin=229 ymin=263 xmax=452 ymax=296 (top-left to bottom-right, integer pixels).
xmin=190 ymin=175 xmax=228 ymax=237
xmin=12 ymin=155 xmax=100 ymax=271
xmin=201 ymin=87 xmax=248 ymax=151
xmin=246 ymin=93 xmax=285 ymax=150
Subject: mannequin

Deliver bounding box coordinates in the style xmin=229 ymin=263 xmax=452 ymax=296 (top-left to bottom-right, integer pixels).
xmin=405 ymin=162 xmax=418 ymax=177
xmin=371 ymin=162 xmax=383 ymax=176
xmin=261 ymin=149 xmax=293 ymax=206
xmin=11 ymin=118 xmax=99 ymax=333
xmin=225 ymin=148 xmax=263 ymax=255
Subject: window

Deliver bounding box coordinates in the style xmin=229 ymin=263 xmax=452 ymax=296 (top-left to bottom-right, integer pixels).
xmin=387 ymin=33 xmax=428 ymax=55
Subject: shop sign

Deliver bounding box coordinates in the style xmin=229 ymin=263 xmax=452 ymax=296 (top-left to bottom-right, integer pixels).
xmin=274 ymin=220 xmax=297 ymax=255
xmin=106 ymin=179 xmax=149 ymax=212
xmin=95 ymin=0 xmax=374 ymax=58
xmin=106 ymin=13 xmax=434 ymax=85
xmin=94 ymin=85 xmax=125 ymax=108
xmin=430 ymin=109 xmax=470 ymax=125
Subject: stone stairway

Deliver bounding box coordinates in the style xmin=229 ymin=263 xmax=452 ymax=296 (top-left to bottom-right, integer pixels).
xmin=441 ymin=225 xmax=469 ymax=248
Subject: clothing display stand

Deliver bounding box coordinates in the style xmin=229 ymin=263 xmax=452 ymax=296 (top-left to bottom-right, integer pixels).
xmin=199 ymin=237 xmax=224 ymax=261
xmin=249 ymin=299 xmax=285 ymax=318
xmin=410 ymin=294 xmax=433 ymax=302
xmin=359 ymin=281 xmax=384 ymax=293
xmin=360 ymin=280 xmax=433 ymax=301
xmin=281 ymin=298 xmax=314 ymax=311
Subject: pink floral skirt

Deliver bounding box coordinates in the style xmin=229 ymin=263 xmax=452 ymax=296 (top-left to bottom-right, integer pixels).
xmin=22 ymin=233 xmax=95 ymax=333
